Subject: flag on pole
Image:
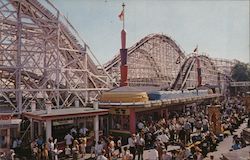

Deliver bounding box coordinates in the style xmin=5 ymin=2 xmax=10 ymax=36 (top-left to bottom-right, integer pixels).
xmin=118 ymin=8 xmax=124 ymax=21
xmin=175 ymin=55 xmax=181 ymax=64
xmin=193 ymin=45 xmax=198 ymax=52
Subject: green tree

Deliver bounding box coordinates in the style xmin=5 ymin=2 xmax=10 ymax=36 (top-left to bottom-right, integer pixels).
xmin=231 ymin=62 xmax=250 ymax=81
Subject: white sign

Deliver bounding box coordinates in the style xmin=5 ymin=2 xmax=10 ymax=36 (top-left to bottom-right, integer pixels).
xmin=0 ymin=119 xmax=22 ymax=125
xmin=230 ymin=81 xmax=250 ymax=87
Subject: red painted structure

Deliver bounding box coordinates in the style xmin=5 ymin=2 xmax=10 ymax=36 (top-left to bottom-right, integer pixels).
xmin=119 ymin=3 xmax=128 ymax=87
xmin=120 ymin=29 xmax=128 ymax=86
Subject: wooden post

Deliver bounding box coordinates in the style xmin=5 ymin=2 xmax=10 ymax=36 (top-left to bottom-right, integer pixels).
xmin=208 ymin=105 xmax=222 ymax=135
xmin=244 ymin=96 xmax=250 ymax=113
xmin=46 ymin=120 xmax=52 ymax=141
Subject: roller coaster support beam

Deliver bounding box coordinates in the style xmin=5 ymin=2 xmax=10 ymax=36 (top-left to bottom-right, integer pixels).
xmin=196 ymin=56 xmax=202 ymax=87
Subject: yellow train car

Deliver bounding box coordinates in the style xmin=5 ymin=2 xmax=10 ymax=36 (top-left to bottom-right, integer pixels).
xmin=99 ymin=91 xmax=149 ymax=103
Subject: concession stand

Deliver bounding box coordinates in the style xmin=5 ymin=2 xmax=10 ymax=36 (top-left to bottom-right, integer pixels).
xmin=22 ymin=101 xmax=108 ymax=146
xmin=0 ymin=114 xmax=21 ymax=152
xmin=99 ymin=87 xmax=220 ymax=139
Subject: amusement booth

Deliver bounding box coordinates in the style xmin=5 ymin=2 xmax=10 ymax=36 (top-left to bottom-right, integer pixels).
xmin=23 ymin=101 xmax=108 ymax=148
xmin=99 ymin=86 xmax=220 ymax=142
xmin=208 ymin=105 xmax=222 ymax=135
xmin=0 ymin=114 xmax=21 ymax=152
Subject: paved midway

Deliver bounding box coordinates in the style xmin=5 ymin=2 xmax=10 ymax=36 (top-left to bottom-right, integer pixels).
xmin=205 ymin=121 xmax=248 ymax=160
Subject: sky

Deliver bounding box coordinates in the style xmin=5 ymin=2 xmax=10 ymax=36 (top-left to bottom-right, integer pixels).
xmin=51 ymin=0 xmax=249 ymax=64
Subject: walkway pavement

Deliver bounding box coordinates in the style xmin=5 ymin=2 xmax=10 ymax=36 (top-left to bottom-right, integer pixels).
xmin=205 ymin=121 xmax=247 ymax=160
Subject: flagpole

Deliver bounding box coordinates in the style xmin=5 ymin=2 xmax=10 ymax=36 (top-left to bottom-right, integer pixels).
xmin=120 ymin=3 xmax=128 ymax=86
xmin=122 ymin=3 xmax=125 ymax=30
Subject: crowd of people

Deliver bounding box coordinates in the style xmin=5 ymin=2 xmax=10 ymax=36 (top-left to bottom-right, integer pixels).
xmin=28 ymin=126 xmax=89 ymax=160
xmin=123 ymin=96 xmax=248 ymax=160
xmin=7 ymin=96 xmax=248 ymax=160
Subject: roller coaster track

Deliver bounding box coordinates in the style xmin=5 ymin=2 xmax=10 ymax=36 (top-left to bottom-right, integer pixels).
xmin=171 ymin=57 xmax=196 ymax=90
xmin=0 ymin=0 xmax=112 ymax=114
xmin=171 ymin=55 xmax=223 ymax=90
xmin=105 ymin=34 xmax=185 ymax=87
xmin=104 ymin=33 xmax=231 ymax=89
xmin=105 ymin=34 xmax=185 ymax=70
xmin=0 ymin=0 xmax=237 ymax=115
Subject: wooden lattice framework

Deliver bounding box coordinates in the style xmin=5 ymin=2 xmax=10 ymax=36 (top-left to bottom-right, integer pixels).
xmin=105 ymin=34 xmax=225 ymax=90
xmin=173 ymin=54 xmax=219 ymax=90
xmin=105 ymin=34 xmax=185 ymax=88
xmin=0 ymin=0 xmax=112 ymax=115
xmin=0 ymin=0 xmax=239 ymax=116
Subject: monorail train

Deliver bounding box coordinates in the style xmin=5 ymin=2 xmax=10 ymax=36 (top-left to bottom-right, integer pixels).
xmin=147 ymin=89 xmax=215 ymax=101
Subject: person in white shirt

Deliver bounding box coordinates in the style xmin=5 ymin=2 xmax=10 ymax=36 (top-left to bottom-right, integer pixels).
xmin=79 ymin=127 xmax=89 ymax=136
xmin=144 ymin=146 xmax=158 ymax=160
xmin=157 ymin=132 xmax=169 ymax=148
xmin=65 ymin=145 xmax=71 ymax=158
xmin=95 ymin=141 xmax=104 ymax=156
xmin=108 ymin=136 xmax=115 ymax=157
xmin=48 ymin=137 xmax=57 ymax=160
xmin=10 ymin=149 xmax=15 ymax=160
xmin=64 ymin=133 xmax=73 ymax=148
xmin=12 ymin=139 xmax=18 ymax=150
xmin=97 ymin=149 xmax=108 ymax=160
xmin=128 ymin=134 xmax=137 ymax=160
xmin=53 ymin=144 xmax=63 ymax=160
xmin=137 ymin=134 xmax=145 ymax=160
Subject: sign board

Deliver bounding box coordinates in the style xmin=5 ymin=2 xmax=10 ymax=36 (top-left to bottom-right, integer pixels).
xmin=0 ymin=119 xmax=22 ymax=125
xmin=230 ymin=81 xmax=250 ymax=87
xmin=110 ymin=108 xmax=129 ymax=115
xmin=208 ymin=105 xmax=222 ymax=135
xmin=0 ymin=115 xmax=12 ymax=120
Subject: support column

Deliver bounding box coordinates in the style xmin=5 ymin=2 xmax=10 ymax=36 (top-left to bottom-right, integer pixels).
xmin=106 ymin=116 xmax=109 ymax=136
xmin=38 ymin=121 xmax=42 ymax=136
xmin=100 ymin=116 xmax=104 ymax=130
xmin=94 ymin=115 xmax=99 ymax=144
xmin=46 ymin=120 xmax=52 ymax=141
xmin=16 ymin=0 xmax=22 ymax=115
xmin=30 ymin=118 xmax=34 ymax=140
xmin=129 ymin=108 xmax=136 ymax=134
xmin=6 ymin=129 xmax=10 ymax=149
xmin=93 ymin=101 xmax=99 ymax=144
xmin=196 ymin=56 xmax=202 ymax=87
